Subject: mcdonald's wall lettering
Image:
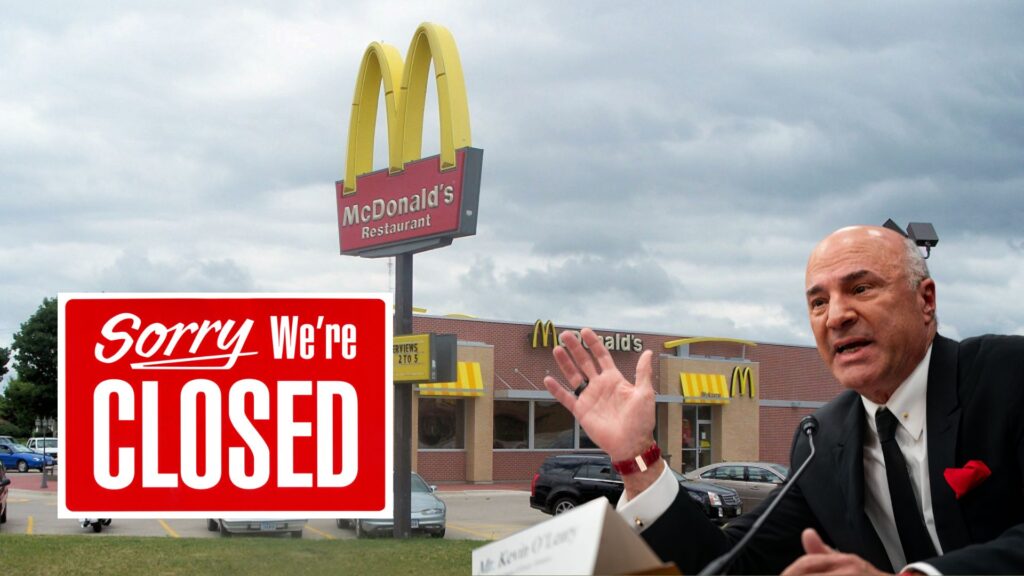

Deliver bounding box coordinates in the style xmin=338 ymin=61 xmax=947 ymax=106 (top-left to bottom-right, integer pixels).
xmin=336 ymin=23 xmax=483 ymax=258
xmin=730 ymin=365 xmax=757 ymax=398
xmin=529 ymin=319 xmax=644 ymax=352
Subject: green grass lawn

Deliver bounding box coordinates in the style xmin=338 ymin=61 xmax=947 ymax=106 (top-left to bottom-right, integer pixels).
xmin=0 ymin=535 xmax=483 ymax=575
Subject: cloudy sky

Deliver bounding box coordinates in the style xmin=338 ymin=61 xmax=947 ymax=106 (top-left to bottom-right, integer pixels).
xmin=2 ymin=1 xmax=1023 ymax=370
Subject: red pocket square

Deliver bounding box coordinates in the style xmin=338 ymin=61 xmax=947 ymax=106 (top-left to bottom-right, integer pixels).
xmin=944 ymin=460 xmax=991 ymax=499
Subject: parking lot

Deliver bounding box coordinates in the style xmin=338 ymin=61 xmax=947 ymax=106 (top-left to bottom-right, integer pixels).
xmin=2 ymin=472 xmax=548 ymax=541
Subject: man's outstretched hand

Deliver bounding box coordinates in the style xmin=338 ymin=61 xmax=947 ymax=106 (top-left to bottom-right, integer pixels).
xmin=543 ymin=328 xmax=662 ymax=495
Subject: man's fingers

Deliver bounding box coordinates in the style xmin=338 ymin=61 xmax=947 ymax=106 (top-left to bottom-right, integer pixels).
xmin=634 ymin=350 xmax=654 ymax=394
xmin=543 ymin=375 xmax=577 ymax=412
xmin=581 ymin=327 xmax=617 ymax=372
xmin=780 ymin=555 xmax=849 ymax=576
xmin=782 ymin=533 xmax=882 ymax=576
xmin=552 ymin=344 xmax=585 ymax=386
xmin=560 ymin=330 xmax=600 ymax=379
xmin=780 ymin=555 xmax=840 ymax=576
xmin=801 ymin=528 xmax=834 ymax=555
xmin=781 ymin=554 xmax=880 ymax=576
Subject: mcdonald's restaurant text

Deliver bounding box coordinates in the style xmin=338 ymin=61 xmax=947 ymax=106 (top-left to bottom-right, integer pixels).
xmin=341 ymin=183 xmax=454 ymax=227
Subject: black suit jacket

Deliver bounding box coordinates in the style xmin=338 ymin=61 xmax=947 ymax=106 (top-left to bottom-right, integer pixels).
xmin=641 ymin=334 xmax=1024 ymax=574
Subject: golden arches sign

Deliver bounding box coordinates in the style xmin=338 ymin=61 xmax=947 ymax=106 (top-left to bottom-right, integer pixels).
xmin=335 ymin=23 xmax=482 ymax=257
xmin=730 ymin=366 xmax=756 ymax=399
xmin=531 ymin=320 xmax=558 ymax=349
xmin=345 ymin=23 xmax=471 ymax=192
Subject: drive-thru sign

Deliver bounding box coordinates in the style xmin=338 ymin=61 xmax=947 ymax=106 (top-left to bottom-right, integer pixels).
xmin=58 ymin=293 xmax=392 ymax=519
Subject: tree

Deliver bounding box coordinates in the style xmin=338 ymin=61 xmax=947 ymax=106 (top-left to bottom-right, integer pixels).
xmin=0 ymin=346 xmax=10 ymax=381
xmin=0 ymin=379 xmax=40 ymax=434
xmin=0 ymin=347 xmax=9 ymax=418
xmin=0 ymin=347 xmax=8 ymax=418
xmin=11 ymin=297 xmax=58 ymax=418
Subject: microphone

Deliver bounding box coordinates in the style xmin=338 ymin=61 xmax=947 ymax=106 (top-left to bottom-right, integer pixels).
xmin=800 ymin=414 xmax=818 ymax=435
xmin=696 ymin=415 xmax=819 ymax=576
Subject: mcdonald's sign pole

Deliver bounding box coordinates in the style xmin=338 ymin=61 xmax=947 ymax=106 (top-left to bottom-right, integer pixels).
xmin=394 ymin=252 xmax=414 ymax=539
xmin=336 ymin=23 xmax=483 ymax=538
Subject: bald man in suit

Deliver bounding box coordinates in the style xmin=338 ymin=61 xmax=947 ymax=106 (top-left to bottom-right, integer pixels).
xmin=545 ymin=226 xmax=1024 ymax=574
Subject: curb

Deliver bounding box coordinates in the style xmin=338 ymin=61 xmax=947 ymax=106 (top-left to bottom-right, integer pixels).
xmin=5 ymin=472 xmax=58 ymax=493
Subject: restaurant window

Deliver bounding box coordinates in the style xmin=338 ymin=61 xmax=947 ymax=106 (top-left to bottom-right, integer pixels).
xmin=492 ymin=398 xmax=635 ymax=450
xmin=578 ymin=424 xmax=599 ymax=449
xmin=493 ymin=400 xmax=529 ymax=449
xmin=419 ymin=398 xmax=465 ymax=449
xmin=533 ymin=401 xmax=573 ymax=449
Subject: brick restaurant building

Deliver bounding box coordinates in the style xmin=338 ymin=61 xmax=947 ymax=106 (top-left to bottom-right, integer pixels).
xmin=407 ymin=315 xmax=844 ymax=483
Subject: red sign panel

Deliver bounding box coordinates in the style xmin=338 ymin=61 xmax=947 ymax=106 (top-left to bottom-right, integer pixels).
xmin=336 ymin=147 xmax=482 ymax=257
xmin=58 ymin=293 xmax=392 ymax=519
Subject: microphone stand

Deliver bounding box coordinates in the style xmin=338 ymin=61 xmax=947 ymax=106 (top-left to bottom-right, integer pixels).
xmin=696 ymin=418 xmax=818 ymax=576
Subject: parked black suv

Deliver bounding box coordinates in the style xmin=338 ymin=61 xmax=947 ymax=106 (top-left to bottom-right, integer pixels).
xmin=530 ymin=454 xmax=743 ymax=523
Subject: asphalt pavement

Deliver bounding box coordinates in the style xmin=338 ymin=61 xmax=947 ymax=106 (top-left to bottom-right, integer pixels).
xmin=2 ymin=471 xmax=547 ymax=541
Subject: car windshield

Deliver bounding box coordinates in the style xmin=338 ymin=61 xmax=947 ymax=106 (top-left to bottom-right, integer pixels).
xmin=411 ymin=474 xmax=431 ymax=493
xmin=38 ymin=439 xmax=57 ymax=448
xmin=8 ymin=443 xmax=32 ymax=453
xmin=768 ymin=463 xmax=790 ymax=478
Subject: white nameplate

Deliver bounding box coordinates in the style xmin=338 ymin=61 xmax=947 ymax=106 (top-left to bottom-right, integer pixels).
xmin=472 ymin=497 xmax=669 ymax=575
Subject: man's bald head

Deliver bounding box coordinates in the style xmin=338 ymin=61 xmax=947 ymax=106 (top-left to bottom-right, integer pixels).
xmin=809 ymin=226 xmax=930 ymax=290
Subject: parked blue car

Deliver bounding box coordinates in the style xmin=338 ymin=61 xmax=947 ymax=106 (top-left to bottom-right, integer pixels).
xmin=0 ymin=442 xmax=54 ymax=472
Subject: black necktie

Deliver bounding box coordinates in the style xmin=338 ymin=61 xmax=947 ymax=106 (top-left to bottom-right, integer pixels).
xmin=875 ymin=408 xmax=937 ymax=563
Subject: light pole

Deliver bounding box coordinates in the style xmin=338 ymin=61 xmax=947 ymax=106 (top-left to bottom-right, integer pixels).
xmin=49 ymin=416 xmax=57 ymax=481
xmin=44 ymin=416 xmax=54 ymax=481
xmin=34 ymin=417 xmax=48 ymax=488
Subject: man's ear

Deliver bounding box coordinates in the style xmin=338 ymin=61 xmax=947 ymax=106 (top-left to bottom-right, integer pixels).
xmin=918 ymin=277 xmax=937 ymax=322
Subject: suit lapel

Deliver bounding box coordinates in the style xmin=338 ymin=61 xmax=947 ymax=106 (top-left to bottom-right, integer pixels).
xmin=832 ymin=397 xmax=892 ymax=571
xmin=927 ymin=335 xmax=971 ymax=551
xmin=833 ymin=399 xmax=863 ymax=526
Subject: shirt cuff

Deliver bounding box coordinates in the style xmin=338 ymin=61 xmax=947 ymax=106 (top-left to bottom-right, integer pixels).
xmin=615 ymin=460 xmax=679 ymax=531
xmin=902 ymin=562 xmax=942 ymax=576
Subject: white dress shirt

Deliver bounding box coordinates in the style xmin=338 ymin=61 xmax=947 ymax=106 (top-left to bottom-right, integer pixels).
xmin=617 ymin=345 xmax=944 ymax=574
xmin=861 ymin=344 xmax=941 ymax=574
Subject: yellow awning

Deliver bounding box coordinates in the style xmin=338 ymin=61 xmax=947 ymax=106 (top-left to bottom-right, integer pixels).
xmin=680 ymin=373 xmax=731 ymax=405
xmin=418 ymin=362 xmax=484 ymax=397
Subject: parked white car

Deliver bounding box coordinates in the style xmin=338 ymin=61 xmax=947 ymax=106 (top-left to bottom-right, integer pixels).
xmin=26 ymin=437 xmax=58 ymax=463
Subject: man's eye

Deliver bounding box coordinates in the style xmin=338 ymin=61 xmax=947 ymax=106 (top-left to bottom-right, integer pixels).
xmin=810 ymin=299 xmax=826 ymax=309
xmin=853 ymin=284 xmax=870 ymax=294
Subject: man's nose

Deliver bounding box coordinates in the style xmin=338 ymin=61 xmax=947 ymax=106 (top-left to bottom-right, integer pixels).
xmin=825 ymin=297 xmax=856 ymax=329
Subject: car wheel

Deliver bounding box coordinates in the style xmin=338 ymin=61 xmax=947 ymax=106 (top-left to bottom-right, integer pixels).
xmin=207 ymin=519 xmax=219 ymax=532
xmin=552 ymin=497 xmax=577 ymax=515
xmin=291 ymin=530 xmax=302 ymax=539
xmin=92 ymin=522 xmax=102 ymax=533
xmin=431 ymin=528 xmax=445 ymax=539
xmin=16 ymin=460 xmax=27 ymax=473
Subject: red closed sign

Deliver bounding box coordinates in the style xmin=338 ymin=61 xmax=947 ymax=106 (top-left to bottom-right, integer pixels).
xmin=58 ymin=294 xmax=392 ymax=519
